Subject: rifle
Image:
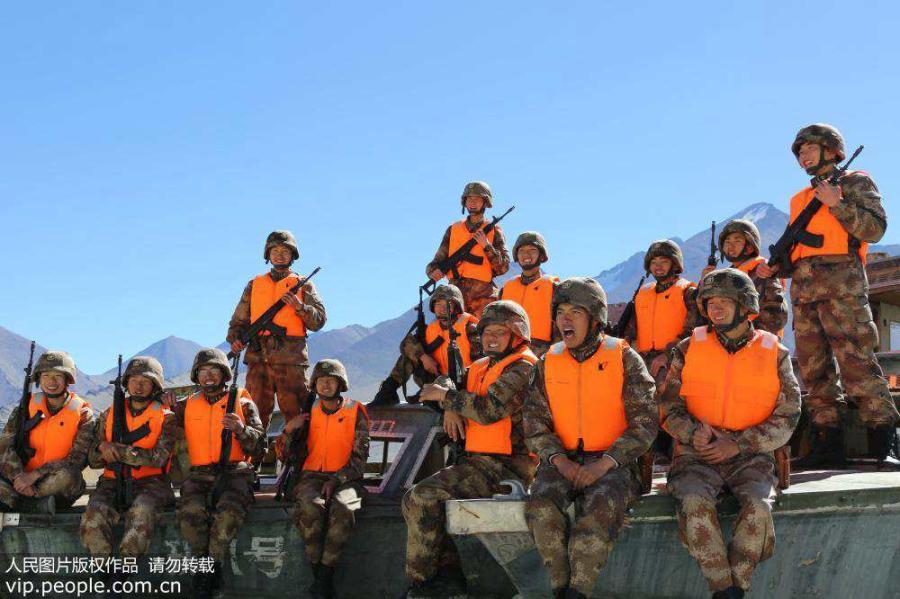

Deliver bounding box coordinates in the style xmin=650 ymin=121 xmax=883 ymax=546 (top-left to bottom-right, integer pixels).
xmin=708 ymin=221 xmax=718 ymax=267
xmin=209 ymin=350 xmax=243 ymax=509
xmin=109 ymin=355 xmax=152 ymax=511
xmin=421 ymin=206 xmax=515 ymax=293
xmin=442 ymin=308 xmax=467 ymax=465
xmin=228 ymin=267 xmax=322 ymax=359
xmin=274 ymin=391 xmax=317 ymax=502
xmin=609 ymin=272 xmax=648 ymax=338
xmin=767 ymin=145 xmax=864 ymax=274
xmin=14 ymin=341 xmax=39 ymax=465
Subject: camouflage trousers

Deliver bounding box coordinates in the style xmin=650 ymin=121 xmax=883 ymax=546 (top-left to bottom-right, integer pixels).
xmin=387 ymin=354 xmax=437 ymax=390
xmin=525 ymin=461 xmax=642 ymax=594
xmin=80 ymin=476 xmax=175 ymax=557
xmin=292 ymin=472 xmax=363 ymax=567
xmin=0 ymin=467 xmax=86 ymax=511
xmin=794 ymin=296 xmax=899 ymax=427
xmin=449 ymin=277 xmax=498 ymax=318
xmin=402 ymin=454 xmax=521 ymax=582
xmin=246 ymin=361 xmax=308 ymax=433
xmin=176 ymin=469 xmax=255 ymax=562
xmin=667 ymin=452 xmax=777 ymax=592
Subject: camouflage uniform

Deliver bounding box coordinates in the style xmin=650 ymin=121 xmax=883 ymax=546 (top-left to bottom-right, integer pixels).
xmin=227 ymin=266 xmax=327 ymax=431
xmin=426 ymin=182 xmax=510 ymax=317
xmin=80 ymin=401 xmax=177 ymax=556
xmin=403 ymin=343 xmax=534 ymax=584
xmin=524 ymin=330 xmax=657 ymax=595
xmin=499 ymin=270 xmax=561 ymax=358
xmin=0 ymin=393 xmax=94 ymax=510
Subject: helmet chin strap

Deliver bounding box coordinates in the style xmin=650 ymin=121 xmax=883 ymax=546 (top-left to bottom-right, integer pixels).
xmin=804 ymin=146 xmax=836 ymax=176
xmin=44 ymin=390 xmax=67 ymax=399
xmin=202 ymin=383 xmax=227 ymax=396
xmin=706 ymin=301 xmax=745 ymax=333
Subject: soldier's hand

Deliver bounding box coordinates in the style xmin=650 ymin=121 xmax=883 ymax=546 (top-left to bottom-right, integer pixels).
xmin=420 ymin=354 xmax=440 ymax=376
xmin=321 ymin=478 xmax=338 ymax=503
xmin=99 ymin=441 xmax=121 ymax=464
xmin=282 ymin=292 xmax=304 ymax=312
xmin=550 ymin=455 xmax=581 ymax=483
xmin=699 ymin=436 xmax=740 ymax=464
xmin=443 ymin=411 xmax=467 ymax=441
xmin=13 ymin=472 xmax=39 ymax=495
xmin=420 ymin=383 xmax=448 ymax=403
xmin=649 ymin=354 xmax=668 ymax=380
xmin=222 ymin=413 xmax=245 ymax=434
xmin=701 ymin=265 xmax=716 ymax=278
xmin=755 ymin=263 xmax=778 ymax=279
xmin=815 ymin=179 xmax=843 ymax=208
xmin=231 ymin=340 xmax=245 ymax=353
xmin=573 ymin=455 xmax=616 ymax=490
xmin=160 ymin=390 xmax=176 ymax=408
xmin=284 ymin=413 xmax=309 ymax=434
xmin=692 ymin=422 xmax=714 ymax=450
xmin=473 ymin=230 xmax=489 ymax=249
xmin=428 ymin=268 xmax=444 ymax=282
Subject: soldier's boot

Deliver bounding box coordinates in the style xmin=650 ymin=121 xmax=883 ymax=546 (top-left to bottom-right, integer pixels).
xmin=564 ymin=589 xmax=588 ymax=599
xmin=193 ymin=571 xmax=213 ymax=599
xmin=552 ymin=586 xmax=568 ymax=599
xmin=309 ymin=563 xmax=334 ymax=599
xmin=370 ymin=377 xmax=401 ymax=407
xmin=433 ymin=565 xmax=467 ymax=598
xmin=793 ymin=425 xmax=846 ymax=469
xmin=209 ymin=561 xmax=224 ymax=598
xmin=867 ymin=425 xmax=898 ymax=465
xmin=712 ymin=587 xmax=745 ymax=599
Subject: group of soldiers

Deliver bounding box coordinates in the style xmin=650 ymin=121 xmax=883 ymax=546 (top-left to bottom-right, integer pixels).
xmin=0 ymin=122 xmax=896 ymax=599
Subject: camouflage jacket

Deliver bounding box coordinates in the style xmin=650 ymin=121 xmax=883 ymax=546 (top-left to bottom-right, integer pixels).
xmin=172 ymin=389 xmax=265 ymax=472
xmin=624 ymin=277 xmax=703 ymax=357
xmin=524 ymin=334 xmax=658 ymax=467
xmin=787 ymin=171 xmax=887 ymax=303
xmin=743 ymin=262 xmax=789 ymax=336
xmin=0 ymin=393 xmax=95 ymax=480
xmin=280 ymin=398 xmax=370 ymax=485
xmin=426 ymin=218 xmax=510 ymax=291
xmin=400 ymin=316 xmax=483 ymax=364
xmin=440 ymin=353 xmax=535 ymax=456
xmin=87 ymin=400 xmax=177 ymax=471
xmin=660 ymin=326 xmax=801 ymax=455
xmin=227 ymin=268 xmax=327 ymax=366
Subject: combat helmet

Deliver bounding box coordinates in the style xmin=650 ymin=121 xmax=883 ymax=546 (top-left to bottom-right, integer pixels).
xmin=718 ymin=219 xmax=762 ymax=257
xmin=32 ymin=350 xmax=77 ymax=385
xmin=428 ymin=284 xmax=465 ymax=314
xmin=460 ymin=181 xmax=493 ymax=209
xmin=477 ymin=300 xmax=531 ymax=342
xmin=190 ymin=348 xmax=234 ymax=384
xmin=697 ymin=268 xmax=760 ymax=317
xmin=311 ymin=359 xmax=349 ymax=393
xmin=264 ymin=230 xmax=300 ymax=262
xmin=644 ymin=239 xmax=684 ymax=274
xmin=123 ymin=356 xmax=165 ymax=392
xmin=552 ymin=277 xmax=608 ymax=326
xmin=513 ymin=231 xmax=550 ymax=264
xmin=791 ymin=123 xmax=845 ymax=163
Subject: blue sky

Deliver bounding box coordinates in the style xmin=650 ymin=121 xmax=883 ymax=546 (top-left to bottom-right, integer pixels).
xmin=3 ymin=2 xmax=899 ymax=373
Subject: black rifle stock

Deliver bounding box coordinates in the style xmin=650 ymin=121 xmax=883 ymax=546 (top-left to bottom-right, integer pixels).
xmin=443 ymin=309 xmax=467 ymax=465
xmin=209 ymin=351 xmax=243 ymax=508
xmin=274 ymin=390 xmax=316 ymax=502
xmin=110 ymin=355 xmax=131 ymax=511
xmin=228 ymin=267 xmax=322 ymax=359
xmin=767 ymin=145 xmax=864 ymax=274
xmin=611 ymin=272 xmax=648 ymax=338
xmin=708 ymin=221 xmax=718 ymax=267
xmin=14 ymin=341 xmax=38 ymax=465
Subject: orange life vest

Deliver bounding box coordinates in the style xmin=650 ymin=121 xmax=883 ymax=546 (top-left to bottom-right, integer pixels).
xmin=735 ymin=257 xmax=786 ymax=338
xmin=464 ymin=346 xmax=538 ymax=455
xmin=544 ymin=336 xmax=628 ymax=452
xmin=103 ymin=401 xmax=169 ymax=480
xmin=24 ymin=393 xmax=89 ymax=472
xmin=501 ymin=274 xmax=559 ymax=343
xmin=303 ymin=398 xmax=367 ymax=473
xmin=424 ymin=314 xmax=477 ymax=374
xmin=250 ymin=273 xmax=307 ymax=337
xmin=184 ymin=389 xmax=249 ymax=467
xmin=635 ymin=278 xmax=695 ymax=353
xmin=788 ymin=176 xmax=868 ymax=264
xmin=680 ymin=326 xmax=780 ymax=431
xmin=447 ymin=220 xmax=496 ymax=282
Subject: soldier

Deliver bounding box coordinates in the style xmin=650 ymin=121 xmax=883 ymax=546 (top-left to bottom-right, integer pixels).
xmin=0 ymin=350 xmax=94 ymax=514
xmin=80 ymin=356 xmax=176 ymax=558
xmin=279 ymin=359 xmax=369 ymax=599
xmin=525 ymin=278 xmax=657 ymax=598
xmin=405 ymin=301 xmax=538 ymax=597
xmin=625 ymin=239 xmax=701 ymax=387
xmin=700 ymin=219 xmax=788 ymax=338
xmin=227 ymin=230 xmax=327 ymax=443
xmin=500 ymin=231 xmax=560 ymax=357
xmin=426 ymin=181 xmax=511 ymax=317
xmin=757 ymin=124 xmax=899 ymax=467
xmin=661 ymin=269 xmax=801 ymax=598
xmin=175 ymin=349 xmax=264 ymax=598
xmin=371 ymin=284 xmax=481 ymax=406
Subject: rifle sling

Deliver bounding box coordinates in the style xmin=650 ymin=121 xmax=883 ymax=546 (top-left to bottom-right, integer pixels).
xmin=423 ymin=337 xmax=445 ymax=355
xmin=22 ymin=412 xmax=44 ymax=433
xmin=121 ymin=422 xmax=152 ymax=446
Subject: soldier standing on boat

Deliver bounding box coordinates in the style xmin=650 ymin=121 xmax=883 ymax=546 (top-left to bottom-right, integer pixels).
xmin=499 ymin=231 xmax=560 ymax=358
xmin=0 ymin=350 xmax=94 ymax=513
xmin=524 ymin=278 xmax=657 ymax=599
xmin=79 ymin=356 xmax=176 ymax=558
xmin=175 ymin=348 xmax=264 ymax=598
xmin=757 ymin=124 xmax=898 ymax=467
xmin=227 ymin=230 xmax=327 ymax=449
xmin=425 ymin=181 xmax=511 ymax=317
xmin=370 ymin=284 xmax=481 ymax=406
xmin=278 ymin=359 xmax=370 ymax=599
xmin=701 ymin=220 xmax=788 ymax=338
xmin=404 ymin=301 xmax=537 ymax=598
xmin=661 ymin=269 xmax=801 ymax=599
